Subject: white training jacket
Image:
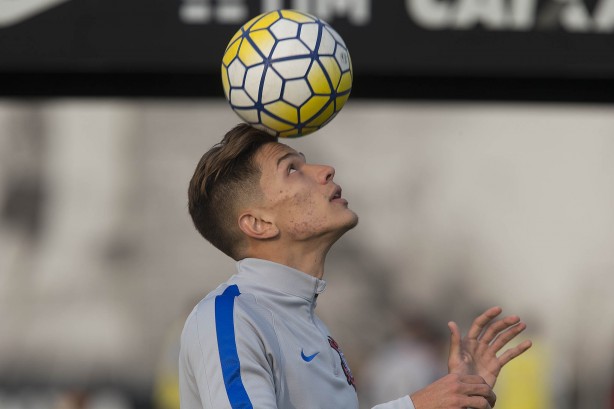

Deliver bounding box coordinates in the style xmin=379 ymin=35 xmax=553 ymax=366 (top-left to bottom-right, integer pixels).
xmin=179 ymin=258 xmax=414 ymax=409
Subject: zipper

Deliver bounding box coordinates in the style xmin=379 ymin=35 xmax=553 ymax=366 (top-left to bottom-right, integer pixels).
xmin=309 ymin=302 xmax=340 ymax=376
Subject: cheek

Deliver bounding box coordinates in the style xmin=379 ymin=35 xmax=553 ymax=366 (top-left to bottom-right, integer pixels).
xmin=284 ymin=192 xmax=327 ymax=236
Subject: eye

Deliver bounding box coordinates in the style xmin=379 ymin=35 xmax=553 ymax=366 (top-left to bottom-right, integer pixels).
xmin=288 ymin=164 xmax=297 ymax=174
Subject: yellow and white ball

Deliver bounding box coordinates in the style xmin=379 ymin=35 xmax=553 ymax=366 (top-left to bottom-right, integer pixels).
xmin=221 ymin=9 xmax=352 ymax=138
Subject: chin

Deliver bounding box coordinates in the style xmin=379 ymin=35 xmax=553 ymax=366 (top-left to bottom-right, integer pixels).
xmin=338 ymin=210 xmax=359 ymax=233
xmin=347 ymin=211 xmax=359 ymax=229
xmin=328 ymin=215 xmax=359 ymax=247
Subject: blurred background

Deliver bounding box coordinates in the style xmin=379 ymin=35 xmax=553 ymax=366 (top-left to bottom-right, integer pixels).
xmin=1 ymin=1 xmax=614 ymax=409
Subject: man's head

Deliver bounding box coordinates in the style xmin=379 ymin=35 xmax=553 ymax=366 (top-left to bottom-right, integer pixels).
xmin=188 ymin=124 xmax=275 ymax=259
xmin=188 ymin=123 xmax=358 ymax=261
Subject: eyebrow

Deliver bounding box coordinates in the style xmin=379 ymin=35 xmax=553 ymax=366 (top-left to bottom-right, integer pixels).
xmin=276 ymin=151 xmax=306 ymax=168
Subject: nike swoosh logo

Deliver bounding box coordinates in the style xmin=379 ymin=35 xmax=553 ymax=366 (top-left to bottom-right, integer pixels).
xmin=301 ymin=349 xmax=319 ymax=362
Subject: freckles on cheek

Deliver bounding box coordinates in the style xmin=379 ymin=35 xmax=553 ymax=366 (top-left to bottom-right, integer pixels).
xmin=286 ymin=193 xmax=325 ymax=235
xmin=290 ymin=221 xmax=313 ymax=236
xmin=290 ymin=191 xmax=315 ymax=213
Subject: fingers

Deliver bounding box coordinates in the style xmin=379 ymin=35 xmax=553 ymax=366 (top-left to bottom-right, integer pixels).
xmin=498 ymin=339 xmax=533 ymax=367
xmin=485 ymin=385 xmax=497 ymax=407
xmin=468 ymin=307 xmax=529 ymax=353
xmin=479 ymin=315 xmax=521 ymax=345
xmin=411 ymin=374 xmax=496 ymax=409
xmin=458 ymin=378 xmax=496 ymax=408
xmin=467 ymin=306 xmax=503 ymax=340
xmin=489 ymin=321 xmax=526 ymax=351
xmin=465 ymin=397 xmax=493 ymax=409
xmin=463 ymin=395 xmax=493 ymax=409
xmin=448 ymin=321 xmax=461 ymax=362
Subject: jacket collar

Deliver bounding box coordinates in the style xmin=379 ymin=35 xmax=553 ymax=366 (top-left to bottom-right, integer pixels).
xmin=235 ymin=258 xmax=327 ymax=302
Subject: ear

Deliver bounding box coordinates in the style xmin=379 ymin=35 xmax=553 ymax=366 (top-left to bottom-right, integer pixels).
xmin=238 ymin=211 xmax=279 ymax=240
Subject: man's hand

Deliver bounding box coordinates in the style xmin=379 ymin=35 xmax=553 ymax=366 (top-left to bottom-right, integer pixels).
xmin=410 ymin=373 xmax=496 ymax=409
xmin=447 ymin=306 xmax=533 ymax=388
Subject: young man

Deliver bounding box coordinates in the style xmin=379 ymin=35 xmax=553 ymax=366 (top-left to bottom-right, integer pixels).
xmin=180 ymin=124 xmax=531 ymax=409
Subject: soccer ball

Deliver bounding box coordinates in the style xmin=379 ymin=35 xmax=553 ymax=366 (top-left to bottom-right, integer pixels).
xmin=221 ymin=9 xmax=352 ymax=138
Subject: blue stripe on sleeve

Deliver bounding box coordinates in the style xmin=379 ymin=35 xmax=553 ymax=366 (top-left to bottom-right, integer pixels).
xmin=215 ymin=284 xmax=254 ymax=409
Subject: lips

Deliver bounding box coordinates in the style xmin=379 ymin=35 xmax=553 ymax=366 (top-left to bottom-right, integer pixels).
xmin=330 ymin=186 xmax=342 ymax=201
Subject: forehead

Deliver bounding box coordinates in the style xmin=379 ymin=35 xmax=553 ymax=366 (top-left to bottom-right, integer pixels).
xmin=256 ymin=142 xmax=298 ymax=169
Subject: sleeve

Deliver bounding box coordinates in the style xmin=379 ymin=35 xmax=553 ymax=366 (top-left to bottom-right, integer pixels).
xmin=371 ymin=396 xmax=416 ymax=409
xmin=178 ymin=287 xmax=280 ymax=409
xmin=179 ymin=310 xmax=205 ymax=409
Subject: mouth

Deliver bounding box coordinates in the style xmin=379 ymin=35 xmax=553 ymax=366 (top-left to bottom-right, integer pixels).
xmin=330 ymin=186 xmax=342 ymax=200
xmin=330 ymin=186 xmax=347 ymax=204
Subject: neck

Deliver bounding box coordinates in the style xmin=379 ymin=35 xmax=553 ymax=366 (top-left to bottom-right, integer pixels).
xmin=247 ymin=239 xmax=334 ymax=279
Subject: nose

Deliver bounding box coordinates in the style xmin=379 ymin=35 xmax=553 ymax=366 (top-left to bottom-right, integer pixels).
xmin=316 ymin=164 xmax=335 ymax=184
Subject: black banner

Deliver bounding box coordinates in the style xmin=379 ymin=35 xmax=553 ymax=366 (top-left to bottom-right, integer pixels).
xmin=1 ymin=0 xmax=613 ymax=99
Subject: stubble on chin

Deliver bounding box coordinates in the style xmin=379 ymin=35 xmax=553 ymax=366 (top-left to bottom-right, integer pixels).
xmin=342 ymin=210 xmax=359 ymax=233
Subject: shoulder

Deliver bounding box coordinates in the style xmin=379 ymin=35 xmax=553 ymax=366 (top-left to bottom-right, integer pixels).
xmin=180 ymin=283 xmax=281 ymax=371
xmin=182 ymin=283 xmax=275 ymax=340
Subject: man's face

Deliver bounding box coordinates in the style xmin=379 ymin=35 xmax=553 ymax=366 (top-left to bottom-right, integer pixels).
xmin=255 ymin=142 xmax=358 ymax=242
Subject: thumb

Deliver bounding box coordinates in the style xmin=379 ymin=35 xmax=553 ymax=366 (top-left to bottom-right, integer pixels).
xmin=447 ymin=321 xmax=461 ymax=370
